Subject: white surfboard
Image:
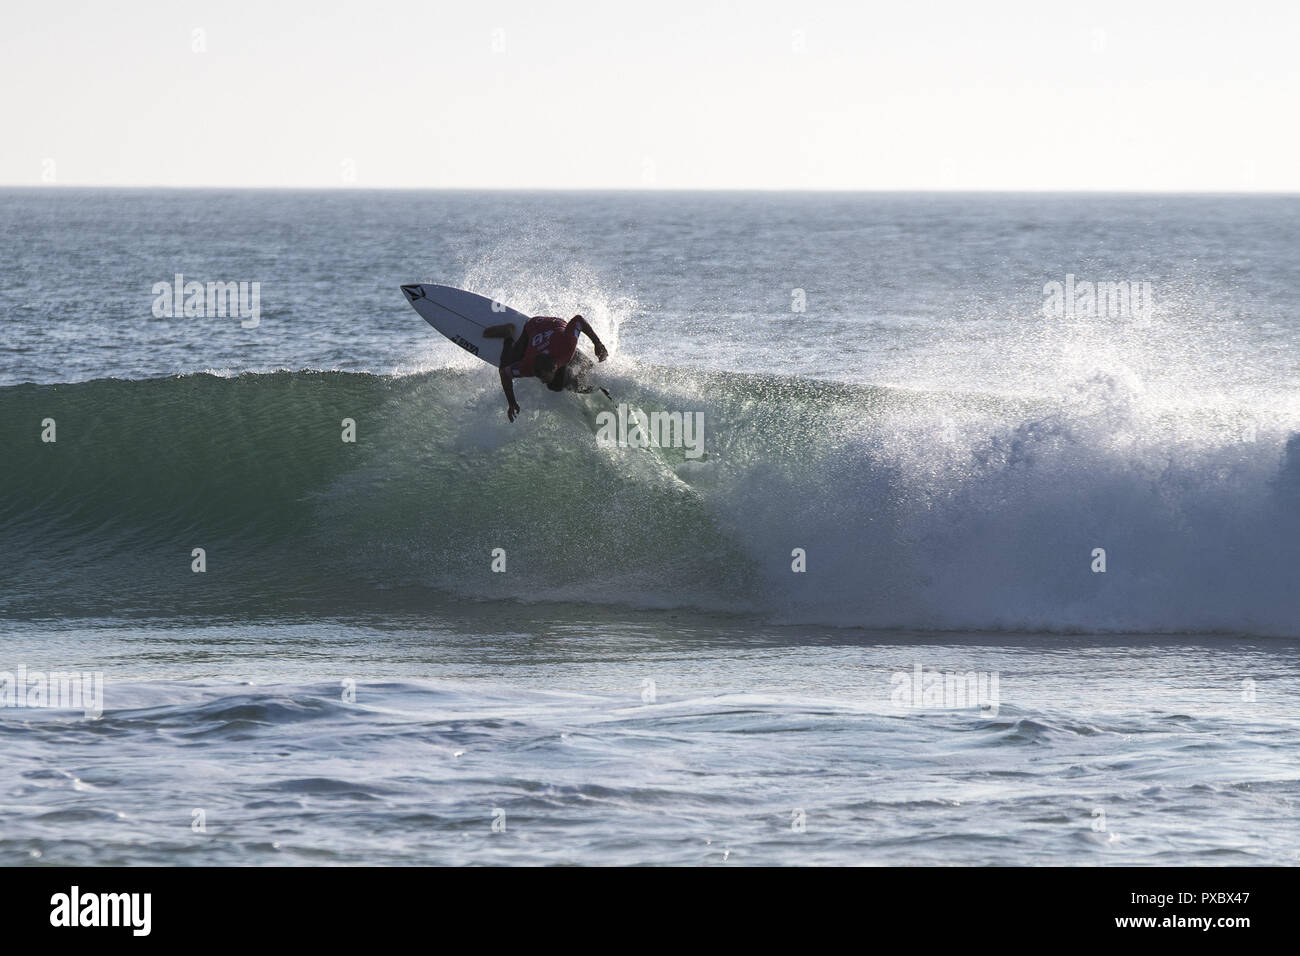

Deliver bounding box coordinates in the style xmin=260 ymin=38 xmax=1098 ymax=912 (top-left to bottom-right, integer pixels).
xmin=400 ymin=283 xmax=530 ymax=365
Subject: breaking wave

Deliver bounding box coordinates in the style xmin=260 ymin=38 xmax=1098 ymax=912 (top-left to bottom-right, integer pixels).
xmin=2 ymin=366 xmax=1298 ymax=634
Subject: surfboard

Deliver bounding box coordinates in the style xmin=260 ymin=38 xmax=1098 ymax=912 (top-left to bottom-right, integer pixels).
xmin=400 ymin=283 xmax=530 ymax=365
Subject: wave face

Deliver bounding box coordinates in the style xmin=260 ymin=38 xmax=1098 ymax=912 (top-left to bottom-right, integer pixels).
xmin=2 ymin=368 xmax=1299 ymax=634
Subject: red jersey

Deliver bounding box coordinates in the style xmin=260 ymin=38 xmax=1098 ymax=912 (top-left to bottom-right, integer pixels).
xmin=506 ymin=316 xmax=581 ymax=378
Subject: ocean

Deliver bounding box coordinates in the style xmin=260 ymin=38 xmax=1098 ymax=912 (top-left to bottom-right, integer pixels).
xmin=1 ymin=188 xmax=1298 ymax=865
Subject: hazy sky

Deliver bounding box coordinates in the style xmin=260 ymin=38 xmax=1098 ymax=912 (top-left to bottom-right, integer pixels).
xmin=2 ymin=0 xmax=1297 ymax=190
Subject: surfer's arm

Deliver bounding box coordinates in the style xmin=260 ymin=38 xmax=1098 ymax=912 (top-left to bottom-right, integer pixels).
xmin=499 ymin=368 xmax=521 ymax=422
xmin=484 ymin=323 xmax=516 ymax=339
xmin=571 ymin=315 xmax=608 ymax=361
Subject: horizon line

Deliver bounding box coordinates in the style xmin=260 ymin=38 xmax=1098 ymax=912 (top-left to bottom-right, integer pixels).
xmin=3 ymin=184 xmax=1298 ymax=196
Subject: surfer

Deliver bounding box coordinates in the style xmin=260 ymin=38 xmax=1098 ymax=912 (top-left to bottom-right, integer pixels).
xmin=485 ymin=315 xmax=608 ymax=421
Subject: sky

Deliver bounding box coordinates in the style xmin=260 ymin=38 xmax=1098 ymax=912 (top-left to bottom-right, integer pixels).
xmin=1 ymin=0 xmax=1297 ymax=190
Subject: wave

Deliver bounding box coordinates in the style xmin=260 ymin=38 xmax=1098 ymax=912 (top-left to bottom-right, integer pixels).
xmin=2 ymin=367 xmax=1298 ymax=635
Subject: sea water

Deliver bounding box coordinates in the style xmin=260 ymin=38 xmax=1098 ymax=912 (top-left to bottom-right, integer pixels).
xmin=1 ymin=189 xmax=1298 ymax=864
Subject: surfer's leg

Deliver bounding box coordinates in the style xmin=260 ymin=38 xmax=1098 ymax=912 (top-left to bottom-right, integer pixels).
xmin=500 ymin=334 xmax=528 ymax=367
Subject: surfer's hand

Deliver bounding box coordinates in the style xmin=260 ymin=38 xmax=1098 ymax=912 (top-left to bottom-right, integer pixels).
xmin=594 ymin=342 xmax=608 ymax=362
xmin=507 ymin=401 xmax=520 ymax=422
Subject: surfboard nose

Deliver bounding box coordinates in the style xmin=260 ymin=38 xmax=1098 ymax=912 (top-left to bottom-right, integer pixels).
xmin=400 ymin=284 xmax=424 ymax=301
